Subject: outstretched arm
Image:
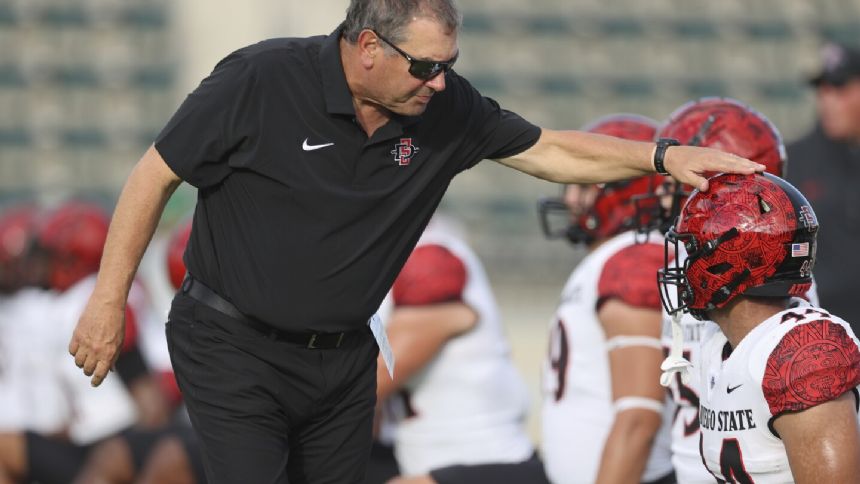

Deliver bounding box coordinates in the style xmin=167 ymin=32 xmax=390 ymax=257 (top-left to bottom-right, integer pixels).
xmin=774 ymin=391 xmax=860 ymax=484
xmin=497 ymin=128 xmax=764 ymax=191
xmin=69 ymin=145 xmax=182 ymax=387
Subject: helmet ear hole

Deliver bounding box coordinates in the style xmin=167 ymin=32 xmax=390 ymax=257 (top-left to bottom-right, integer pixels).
xmin=758 ymin=195 xmax=771 ymax=214
xmin=706 ymin=262 xmax=732 ymax=275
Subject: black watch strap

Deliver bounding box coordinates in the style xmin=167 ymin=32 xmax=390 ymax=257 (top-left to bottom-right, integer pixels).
xmin=653 ymin=138 xmax=680 ymax=175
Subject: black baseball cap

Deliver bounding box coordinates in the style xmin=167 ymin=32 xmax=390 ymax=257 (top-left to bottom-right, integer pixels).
xmin=809 ymin=42 xmax=860 ymax=87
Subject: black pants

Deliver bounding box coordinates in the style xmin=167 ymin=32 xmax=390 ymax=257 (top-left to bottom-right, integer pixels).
xmin=24 ymin=432 xmax=92 ymax=484
xmin=166 ymin=294 xmax=379 ymax=484
xmin=429 ymin=452 xmax=550 ymax=484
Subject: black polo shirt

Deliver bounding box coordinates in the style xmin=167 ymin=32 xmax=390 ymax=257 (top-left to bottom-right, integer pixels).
xmin=155 ymin=26 xmax=541 ymax=332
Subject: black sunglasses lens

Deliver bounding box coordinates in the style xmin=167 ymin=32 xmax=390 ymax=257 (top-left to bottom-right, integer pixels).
xmin=409 ymin=61 xmax=441 ymax=80
xmin=410 ymin=61 xmax=453 ymax=80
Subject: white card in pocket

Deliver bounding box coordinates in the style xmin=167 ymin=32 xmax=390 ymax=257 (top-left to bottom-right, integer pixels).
xmin=369 ymin=313 xmax=395 ymax=379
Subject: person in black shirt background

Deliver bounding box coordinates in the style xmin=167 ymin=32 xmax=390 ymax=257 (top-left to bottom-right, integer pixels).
xmin=788 ymin=41 xmax=860 ymax=335
xmin=66 ymin=1 xmax=763 ymax=482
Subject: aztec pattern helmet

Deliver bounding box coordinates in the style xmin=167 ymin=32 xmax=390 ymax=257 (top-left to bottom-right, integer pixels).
xmin=0 ymin=205 xmax=39 ymax=292
xmin=37 ymin=201 xmax=110 ymax=291
xmin=637 ymin=97 xmax=787 ymax=234
xmin=659 ymin=173 xmax=817 ymax=321
xmin=166 ymin=219 xmax=192 ymax=290
xmin=538 ymin=113 xmax=662 ymax=245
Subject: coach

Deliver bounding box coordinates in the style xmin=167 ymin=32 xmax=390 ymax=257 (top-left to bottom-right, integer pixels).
xmin=68 ymin=0 xmax=762 ymax=482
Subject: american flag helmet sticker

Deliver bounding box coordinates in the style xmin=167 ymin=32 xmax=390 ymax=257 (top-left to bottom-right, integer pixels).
xmin=791 ymin=242 xmax=809 ymax=258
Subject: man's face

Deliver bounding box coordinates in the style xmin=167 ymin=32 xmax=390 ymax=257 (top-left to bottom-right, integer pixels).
xmin=370 ymin=18 xmax=458 ymax=116
xmin=816 ymin=78 xmax=860 ymax=142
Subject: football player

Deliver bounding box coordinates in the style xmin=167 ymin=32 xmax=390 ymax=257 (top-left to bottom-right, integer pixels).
xmin=377 ymin=214 xmax=548 ymax=484
xmin=539 ymin=114 xmax=675 ymax=484
xmin=659 ymin=172 xmax=860 ymax=482
xmin=0 ymin=201 xmax=143 ymax=484
xmin=649 ymin=98 xmax=819 ymax=483
xmin=0 ymin=203 xmax=42 ymax=484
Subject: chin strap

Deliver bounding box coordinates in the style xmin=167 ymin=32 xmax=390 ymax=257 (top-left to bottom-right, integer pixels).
xmin=660 ymin=311 xmax=692 ymax=387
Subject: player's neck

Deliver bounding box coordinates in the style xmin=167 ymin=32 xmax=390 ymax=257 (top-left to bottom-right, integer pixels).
xmin=709 ymin=297 xmax=789 ymax=348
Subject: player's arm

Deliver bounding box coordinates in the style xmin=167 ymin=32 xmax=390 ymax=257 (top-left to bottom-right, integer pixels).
xmin=774 ymin=391 xmax=860 ymax=483
xmin=69 ymin=145 xmax=182 ymax=387
xmin=594 ymin=299 xmax=665 ymax=484
xmin=376 ymin=302 xmax=477 ymax=401
xmin=496 ymin=128 xmax=763 ymax=191
xmin=376 ymin=244 xmax=478 ymax=401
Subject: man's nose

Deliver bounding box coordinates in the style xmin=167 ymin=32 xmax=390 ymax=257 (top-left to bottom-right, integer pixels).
xmin=425 ymin=72 xmax=446 ymax=92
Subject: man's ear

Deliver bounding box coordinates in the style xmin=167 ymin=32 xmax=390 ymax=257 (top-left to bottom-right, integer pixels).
xmin=356 ymin=29 xmax=381 ymax=69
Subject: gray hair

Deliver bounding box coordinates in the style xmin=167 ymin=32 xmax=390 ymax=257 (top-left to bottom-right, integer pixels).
xmin=343 ymin=0 xmax=461 ymax=45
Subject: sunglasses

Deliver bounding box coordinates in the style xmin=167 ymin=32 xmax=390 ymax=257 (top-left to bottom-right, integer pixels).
xmin=372 ymin=29 xmax=458 ymax=81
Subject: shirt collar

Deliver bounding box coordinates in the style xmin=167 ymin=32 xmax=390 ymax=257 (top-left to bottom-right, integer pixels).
xmin=318 ymin=24 xmax=424 ymax=129
xmin=319 ymin=24 xmax=355 ymax=116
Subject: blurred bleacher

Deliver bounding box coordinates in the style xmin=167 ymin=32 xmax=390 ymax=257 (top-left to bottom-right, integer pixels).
xmin=0 ymin=0 xmax=175 ymax=201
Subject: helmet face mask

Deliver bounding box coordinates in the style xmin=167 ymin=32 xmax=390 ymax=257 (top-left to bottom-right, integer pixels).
xmin=538 ymin=113 xmax=660 ymax=245
xmin=658 ymin=173 xmax=818 ymax=320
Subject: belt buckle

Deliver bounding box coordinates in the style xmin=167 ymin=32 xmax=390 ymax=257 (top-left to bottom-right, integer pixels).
xmin=306 ymin=332 xmax=345 ymax=349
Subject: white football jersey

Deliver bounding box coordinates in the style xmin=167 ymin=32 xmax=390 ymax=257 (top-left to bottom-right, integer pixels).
xmin=542 ymin=231 xmax=673 ymax=484
xmin=380 ymin=216 xmax=534 ymax=476
xmin=0 ymin=277 xmax=141 ymax=444
xmin=662 ymin=245 xmax=820 ymax=483
xmin=0 ymin=288 xmax=71 ymax=434
xmin=697 ymin=305 xmax=860 ymax=482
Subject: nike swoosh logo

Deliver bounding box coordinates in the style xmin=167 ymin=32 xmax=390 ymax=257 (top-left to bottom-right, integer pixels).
xmin=727 ymin=384 xmax=743 ymax=394
xmin=302 ymin=138 xmax=334 ymax=151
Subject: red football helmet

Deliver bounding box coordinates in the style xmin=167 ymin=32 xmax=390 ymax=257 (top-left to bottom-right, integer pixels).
xmin=659 ymin=173 xmax=817 ymax=320
xmin=636 ymin=97 xmax=788 ymax=235
xmin=37 ymin=201 xmax=110 ymax=291
xmin=582 ymin=113 xmax=661 ymax=141
xmin=166 ymin=219 xmax=192 ymax=290
xmin=538 ymin=114 xmax=663 ymax=245
xmin=0 ymin=205 xmax=39 ymax=292
xmin=658 ymin=97 xmax=786 ymax=177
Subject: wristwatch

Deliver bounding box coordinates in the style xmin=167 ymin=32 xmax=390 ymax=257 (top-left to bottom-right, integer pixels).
xmin=653 ymin=138 xmax=680 ymax=175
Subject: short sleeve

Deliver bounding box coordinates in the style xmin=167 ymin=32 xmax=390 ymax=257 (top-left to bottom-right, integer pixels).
xmin=763 ymin=319 xmax=860 ymax=416
xmin=444 ymin=73 xmax=541 ymax=171
xmin=392 ymin=244 xmax=467 ymax=306
xmin=155 ymin=52 xmax=260 ymax=188
xmin=597 ymin=243 xmax=664 ymax=311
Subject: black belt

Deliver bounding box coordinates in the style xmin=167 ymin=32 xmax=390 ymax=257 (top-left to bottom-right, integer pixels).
xmin=180 ymin=275 xmax=349 ymax=349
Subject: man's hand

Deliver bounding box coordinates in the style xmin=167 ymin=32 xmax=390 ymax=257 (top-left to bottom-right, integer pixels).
xmin=68 ymin=298 xmax=126 ymax=387
xmin=664 ymin=145 xmax=764 ymax=192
